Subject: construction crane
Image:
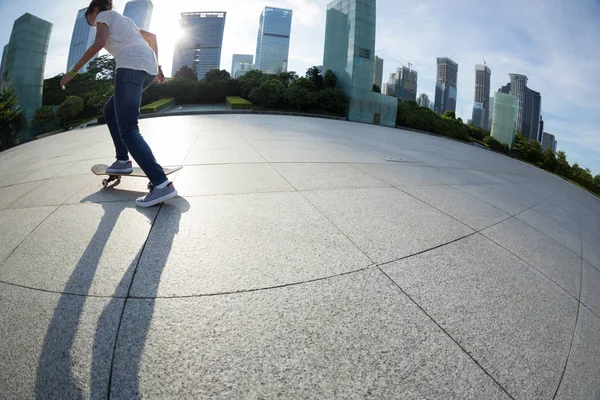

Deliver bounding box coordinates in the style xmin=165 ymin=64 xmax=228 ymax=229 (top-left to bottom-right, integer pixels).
xmin=482 ymin=54 xmax=487 ymax=66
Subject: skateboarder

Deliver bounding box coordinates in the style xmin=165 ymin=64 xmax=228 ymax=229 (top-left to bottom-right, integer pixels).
xmin=60 ymin=0 xmax=177 ymax=207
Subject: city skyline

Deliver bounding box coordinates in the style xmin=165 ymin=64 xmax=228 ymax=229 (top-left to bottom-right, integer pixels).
xmin=0 ymin=0 xmax=598 ymax=174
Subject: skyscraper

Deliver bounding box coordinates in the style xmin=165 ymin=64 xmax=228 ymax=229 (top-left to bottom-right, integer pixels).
xmin=255 ymin=7 xmax=292 ymax=74
xmin=488 ymin=96 xmax=494 ymax=128
xmin=498 ymin=75 xmax=542 ymax=142
xmin=323 ymin=0 xmax=397 ymax=126
xmin=434 ymin=57 xmax=458 ymax=114
xmin=0 ymin=44 xmax=7 ymax=91
xmin=490 ymin=92 xmax=518 ymax=149
xmin=3 ymin=13 xmax=52 ymax=137
xmin=373 ymin=56 xmax=383 ymax=89
xmin=472 ymin=64 xmax=491 ymax=129
xmin=231 ymin=54 xmax=253 ymax=78
xmin=385 ymin=66 xmax=417 ymax=102
xmin=172 ymin=12 xmax=226 ymax=80
xmin=417 ymin=93 xmax=430 ymax=108
xmin=541 ymin=132 xmax=556 ymax=152
xmin=123 ymin=0 xmax=153 ymax=30
xmin=67 ymin=8 xmax=97 ymax=73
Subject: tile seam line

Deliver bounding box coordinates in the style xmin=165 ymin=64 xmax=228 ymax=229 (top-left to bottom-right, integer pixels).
xmin=375 ymin=266 xmax=515 ymax=399
xmin=258 ymin=152 xmax=377 ymax=265
xmin=0 ymin=192 xmax=80 ymax=270
xmin=552 ymin=204 xmax=584 ymax=399
xmin=105 ymin=202 xmax=164 ymax=400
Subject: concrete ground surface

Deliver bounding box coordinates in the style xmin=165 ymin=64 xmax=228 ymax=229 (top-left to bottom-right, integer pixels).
xmin=0 ymin=115 xmax=598 ymax=399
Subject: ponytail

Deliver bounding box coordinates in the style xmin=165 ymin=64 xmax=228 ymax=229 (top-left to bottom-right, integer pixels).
xmin=85 ymin=0 xmax=113 ymax=17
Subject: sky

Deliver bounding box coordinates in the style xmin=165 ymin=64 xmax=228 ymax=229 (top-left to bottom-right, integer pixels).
xmin=0 ymin=0 xmax=599 ymax=175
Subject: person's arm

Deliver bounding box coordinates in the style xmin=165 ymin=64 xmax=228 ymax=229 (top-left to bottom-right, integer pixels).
xmin=140 ymin=30 xmax=165 ymax=83
xmin=60 ymin=23 xmax=108 ymax=89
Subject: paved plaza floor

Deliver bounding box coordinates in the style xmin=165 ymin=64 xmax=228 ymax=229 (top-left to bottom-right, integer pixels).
xmin=0 ymin=115 xmax=598 ymax=399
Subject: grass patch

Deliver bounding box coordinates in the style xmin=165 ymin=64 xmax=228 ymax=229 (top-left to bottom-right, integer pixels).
xmin=226 ymin=96 xmax=253 ymax=110
xmin=141 ymin=98 xmax=174 ymax=114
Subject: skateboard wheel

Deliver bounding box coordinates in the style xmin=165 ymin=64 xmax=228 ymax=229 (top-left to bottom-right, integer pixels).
xmin=102 ymin=179 xmax=108 ymax=188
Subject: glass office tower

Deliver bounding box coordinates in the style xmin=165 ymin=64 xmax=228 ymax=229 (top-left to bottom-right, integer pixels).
xmin=255 ymin=7 xmax=292 ymax=74
xmin=231 ymin=54 xmax=253 ymax=78
xmin=323 ymin=0 xmax=397 ymax=127
xmin=0 ymin=45 xmax=8 ymax=91
xmin=490 ymin=92 xmax=518 ymax=149
xmin=67 ymin=8 xmax=97 ymax=73
xmin=434 ymin=57 xmax=458 ymax=114
xmin=123 ymin=0 xmax=154 ymax=30
xmin=3 ymin=13 xmax=52 ymax=138
xmin=172 ymin=12 xmax=226 ymax=80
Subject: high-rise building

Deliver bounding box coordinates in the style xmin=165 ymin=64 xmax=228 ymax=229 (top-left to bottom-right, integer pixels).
xmin=373 ymin=56 xmax=383 ymax=89
xmin=384 ymin=66 xmax=417 ymax=102
xmin=523 ymin=88 xmax=542 ymax=142
xmin=172 ymin=12 xmax=226 ymax=80
xmin=3 ymin=13 xmax=52 ymax=137
xmin=231 ymin=54 xmax=253 ymax=78
xmin=123 ymin=0 xmax=153 ymax=30
xmin=255 ymin=7 xmax=292 ymax=74
xmin=508 ymin=73 xmax=527 ymax=133
xmin=472 ymin=64 xmax=491 ymax=129
xmin=0 ymin=44 xmax=8 ymax=91
xmin=490 ymin=92 xmax=518 ymax=149
xmin=434 ymin=57 xmax=458 ymax=114
xmin=541 ymin=132 xmax=556 ymax=152
xmin=488 ymin=96 xmax=494 ymax=128
xmin=472 ymin=102 xmax=484 ymax=127
xmin=67 ymin=8 xmax=98 ymax=73
xmin=417 ymin=93 xmax=430 ymax=108
xmin=498 ymin=76 xmax=542 ymax=143
xmin=323 ymin=0 xmax=397 ymax=126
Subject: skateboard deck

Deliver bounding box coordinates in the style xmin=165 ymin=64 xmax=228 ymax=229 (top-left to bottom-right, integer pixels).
xmin=91 ymin=164 xmax=182 ymax=188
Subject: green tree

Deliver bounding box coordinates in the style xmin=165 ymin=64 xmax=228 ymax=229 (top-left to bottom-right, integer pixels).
xmin=276 ymin=71 xmax=298 ymax=87
xmin=0 ymin=86 xmax=22 ymax=150
xmin=285 ymin=85 xmax=312 ymax=111
xmin=204 ymin=69 xmax=231 ymax=82
xmin=305 ymin=66 xmax=323 ymax=90
xmin=57 ymin=96 xmax=84 ymax=127
xmin=556 ymin=151 xmax=571 ymax=178
xmin=540 ymin=149 xmax=558 ymax=172
xmin=372 ymin=84 xmax=381 ymax=93
xmin=174 ymin=65 xmax=197 ymax=80
xmin=443 ymin=110 xmax=456 ymax=119
xmin=34 ymin=106 xmax=55 ymax=132
xmin=311 ymin=88 xmax=347 ymax=116
xmin=593 ymin=175 xmax=600 ymax=194
xmin=88 ymin=55 xmax=116 ymax=80
xmin=290 ymin=77 xmax=315 ymax=91
xmin=323 ymin=69 xmax=338 ymax=89
xmin=249 ymin=79 xmax=285 ymax=108
xmin=237 ymin=69 xmax=268 ymax=98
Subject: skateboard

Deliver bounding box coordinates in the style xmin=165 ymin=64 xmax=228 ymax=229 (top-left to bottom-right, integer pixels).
xmin=91 ymin=164 xmax=183 ymax=189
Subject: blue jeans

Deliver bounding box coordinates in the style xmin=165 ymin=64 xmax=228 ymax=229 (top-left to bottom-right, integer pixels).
xmin=104 ymin=68 xmax=167 ymax=186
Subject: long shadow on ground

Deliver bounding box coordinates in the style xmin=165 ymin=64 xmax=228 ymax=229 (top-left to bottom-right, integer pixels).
xmin=34 ymin=192 xmax=189 ymax=399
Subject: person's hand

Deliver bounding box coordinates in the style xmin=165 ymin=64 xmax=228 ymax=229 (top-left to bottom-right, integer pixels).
xmin=155 ymin=66 xmax=166 ymax=84
xmin=60 ymin=73 xmax=74 ymax=90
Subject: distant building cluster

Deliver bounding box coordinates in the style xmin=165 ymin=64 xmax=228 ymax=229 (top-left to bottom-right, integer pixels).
xmin=0 ymin=0 xmax=562 ymax=149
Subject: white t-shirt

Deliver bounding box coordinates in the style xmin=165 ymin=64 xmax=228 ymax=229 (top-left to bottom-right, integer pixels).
xmin=95 ymin=10 xmax=158 ymax=75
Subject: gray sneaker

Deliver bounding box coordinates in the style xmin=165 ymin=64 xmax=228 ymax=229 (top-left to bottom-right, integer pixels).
xmin=106 ymin=160 xmax=133 ymax=174
xmin=136 ymin=182 xmax=178 ymax=208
